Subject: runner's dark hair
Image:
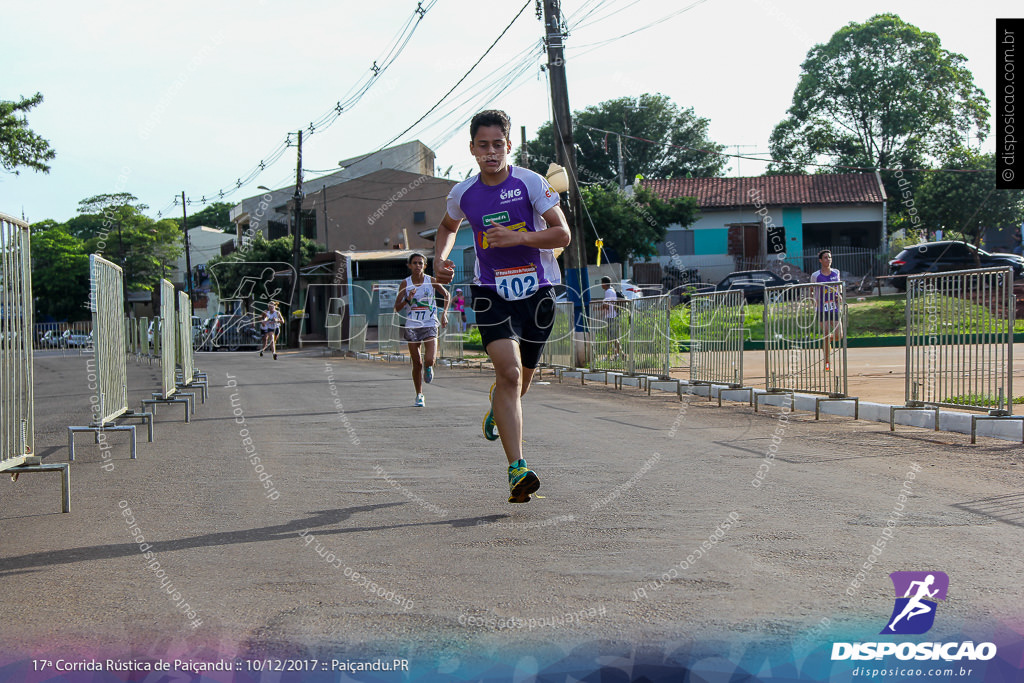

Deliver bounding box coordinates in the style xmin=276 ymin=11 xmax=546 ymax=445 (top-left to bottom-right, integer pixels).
xmin=470 ymin=110 xmax=511 ymax=141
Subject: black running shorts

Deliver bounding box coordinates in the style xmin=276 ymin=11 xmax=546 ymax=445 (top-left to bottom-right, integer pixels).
xmin=471 ymin=284 xmax=556 ymax=369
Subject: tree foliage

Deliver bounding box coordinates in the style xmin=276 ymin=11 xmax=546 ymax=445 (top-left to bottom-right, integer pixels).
xmin=901 ymin=149 xmax=1024 ymax=245
xmin=0 ymin=92 xmax=55 ymax=174
xmin=177 ymin=201 xmax=235 ymax=231
xmin=29 ymin=223 xmax=90 ymax=321
xmin=524 ymin=93 xmax=727 ymax=184
xmin=205 ymin=235 xmax=321 ymax=311
xmin=768 ymin=14 xmax=990 ymax=174
xmin=580 ymin=184 xmax=698 ymax=263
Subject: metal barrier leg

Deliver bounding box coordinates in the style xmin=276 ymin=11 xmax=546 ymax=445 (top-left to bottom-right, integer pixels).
xmin=6 ymin=463 xmax=71 ymax=513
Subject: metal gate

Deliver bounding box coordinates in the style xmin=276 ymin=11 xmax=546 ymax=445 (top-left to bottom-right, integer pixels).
xmin=178 ymin=291 xmax=194 ymax=385
xmin=761 ymin=282 xmax=858 ymax=417
xmin=629 ymin=295 xmax=671 ymax=378
xmin=160 ymin=279 xmax=177 ymax=398
xmin=892 ymin=267 xmax=1021 ymax=441
xmin=542 ymin=301 xmax=574 ymax=369
xmin=0 ymin=214 xmax=34 ymax=472
xmin=90 ymin=255 xmax=129 ymax=424
xmin=689 ymin=290 xmax=746 ymax=386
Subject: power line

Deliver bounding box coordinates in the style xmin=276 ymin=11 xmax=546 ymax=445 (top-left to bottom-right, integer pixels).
xmin=576 ymin=123 xmax=1000 ymax=175
xmin=156 ymin=1 xmax=438 ymax=217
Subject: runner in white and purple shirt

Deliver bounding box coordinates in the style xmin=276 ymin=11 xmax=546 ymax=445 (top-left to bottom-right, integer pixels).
xmin=433 ymin=109 xmax=571 ymax=505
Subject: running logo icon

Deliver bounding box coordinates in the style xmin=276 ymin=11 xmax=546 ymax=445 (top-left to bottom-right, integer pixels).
xmin=881 ymin=571 xmax=949 ymax=635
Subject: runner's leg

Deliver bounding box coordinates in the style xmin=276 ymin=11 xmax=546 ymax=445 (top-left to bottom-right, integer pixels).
xmin=486 ymin=338 xmax=524 ymax=465
xmin=408 ymin=340 xmax=423 ymax=394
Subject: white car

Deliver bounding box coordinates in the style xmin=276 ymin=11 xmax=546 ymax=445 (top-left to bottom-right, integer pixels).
xmin=620 ymin=279 xmax=643 ymax=299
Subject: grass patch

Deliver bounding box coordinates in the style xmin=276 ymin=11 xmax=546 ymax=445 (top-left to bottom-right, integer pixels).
xmin=942 ymin=394 xmax=1024 ymax=406
xmin=670 ymin=294 xmax=1024 ymax=340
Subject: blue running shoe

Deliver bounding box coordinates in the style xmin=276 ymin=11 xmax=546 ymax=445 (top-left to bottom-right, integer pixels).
xmin=425 ymin=366 xmax=433 ymax=383
xmin=508 ymin=459 xmax=540 ymax=503
xmin=415 ymin=393 xmax=425 ymax=407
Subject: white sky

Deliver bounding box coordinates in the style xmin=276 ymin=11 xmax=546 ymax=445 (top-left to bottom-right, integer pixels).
xmin=1 ymin=0 xmax=1017 ymax=224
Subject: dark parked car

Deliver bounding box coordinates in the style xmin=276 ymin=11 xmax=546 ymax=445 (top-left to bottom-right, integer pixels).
xmin=697 ymin=270 xmax=794 ymax=303
xmin=888 ymin=241 xmax=1024 ymax=290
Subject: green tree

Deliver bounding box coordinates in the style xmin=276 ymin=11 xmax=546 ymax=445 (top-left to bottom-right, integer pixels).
xmin=30 ymin=222 xmax=90 ymax=321
xmin=0 ymin=92 xmax=55 ymax=174
xmin=768 ymin=14 xmax=989 ymax=174
xmin=524 ymin=93 xmax=727 ymax=184
xmin=908 ymin=149 xmax=1024 ymax=247
xmin=205 ymin=235 xmax=321 ymax=311
xmin=580 ymin=184 xmax=698 ymax=263
xmin=74 ymin=194 xmax=183 ymax=297
xmin=177 ymin=201 xmax=234 ymax=231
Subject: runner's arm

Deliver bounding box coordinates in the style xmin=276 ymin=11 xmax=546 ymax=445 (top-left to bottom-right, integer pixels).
xmin=484 ymin=205 xmax=570 ymax=249
xmin=433 ymin=213 xmax=461 ymax=284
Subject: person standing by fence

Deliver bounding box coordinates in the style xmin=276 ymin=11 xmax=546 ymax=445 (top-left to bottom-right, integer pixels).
xmin=812 ymin=249 xmax=843 ymax=372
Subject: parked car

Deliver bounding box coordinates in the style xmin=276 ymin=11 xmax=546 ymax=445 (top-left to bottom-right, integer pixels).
xmin=888 ymin=241 xmax=1024 ymax=290
xmin=209 ymin=314 xmax=261 ymax=351
xmin=62 ymin=329 xmax=92 ymax=347
xmin=698 ymin=270 xmax=795 ymax=303
xmin=40 ymin=330 xmax=66 ymax=348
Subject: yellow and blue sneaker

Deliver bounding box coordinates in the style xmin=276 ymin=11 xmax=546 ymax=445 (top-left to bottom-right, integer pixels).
xmin=508 ymin=459 xmax=540 ymax=503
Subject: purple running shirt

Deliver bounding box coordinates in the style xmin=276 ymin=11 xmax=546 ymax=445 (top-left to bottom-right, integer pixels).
xmin=446 ymin=166 xmax=561 ymax=300
xmin=811 ymin=269 xmax=842 ymax=312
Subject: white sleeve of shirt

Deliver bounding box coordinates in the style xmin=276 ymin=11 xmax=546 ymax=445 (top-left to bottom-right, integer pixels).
xmin=603 ymin=289 xmax=617 ymax=302
xmin=518 ymin=168 xmax=559 ymax=218
xmin=445 ymin=178 xmax=472 ymax=222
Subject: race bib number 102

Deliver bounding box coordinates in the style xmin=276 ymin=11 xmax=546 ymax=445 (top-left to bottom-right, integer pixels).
xmin=494 ymin=265 xmax=538 ymax=301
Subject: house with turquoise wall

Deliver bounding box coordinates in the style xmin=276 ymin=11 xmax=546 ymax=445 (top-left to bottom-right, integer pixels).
xmin=640 ymin=173 xmax=886 ymax=283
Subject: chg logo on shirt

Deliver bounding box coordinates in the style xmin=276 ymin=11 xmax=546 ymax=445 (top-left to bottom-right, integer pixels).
xmin=499 ymin=188 xmax=522 ymax=201
xmin=881 ymin=571 xmax=948 ymax=635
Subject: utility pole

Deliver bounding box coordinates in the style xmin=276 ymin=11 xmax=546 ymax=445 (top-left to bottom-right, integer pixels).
xmin=290 ymin=130 xmax=304 ymax=347
xmin=616 ymin=134 xmax=626 ymax=189
xmin=181 ymin=191 xmax=193 ymax=303
xmin=542 ymin=0 xmax=588 ymax=343
xmin=520 ymin=125 xmax=528 ymax=168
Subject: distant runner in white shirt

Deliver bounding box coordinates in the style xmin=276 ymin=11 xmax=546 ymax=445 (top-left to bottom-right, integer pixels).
xmin=394 ymin=252 xmax=449 ymax=407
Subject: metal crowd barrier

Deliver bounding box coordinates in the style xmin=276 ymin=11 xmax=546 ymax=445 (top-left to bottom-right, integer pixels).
xmin=140 ymin=280 xmax=191 ymax=422
xmin=1 ymin=215 xmax=36 ymax=471
xmin=628 ymin=295 xmax=671 ymax=379
xmin=177 ymin=292 xmax=195 ymax=386
xmin=689 ymin=290 xmax=751 ymax=404
xmin=349 ymin=314 xmax=367 ymax=354
xmin=758 ymin=282 xmax=859 ymax=418
xmin=588 ymin=298 xmax=628 ymax=374
xmin=139 ymin=317 xmax=151 ymax=363
xmin=326 ymin=313 xmax=343 ymax=351
xmin=377 ymin=312 xmax=401 ymax=356
xmin=68 ymin=256 xmax=152 ymax=461
xmin=892 ymin=267 xmax=1022 ymax=442
xmin=437 ymin=317 xmax=465 ymax=363
xmin=542 ymin=301 xmax=574 ymax=369
xmin=1 ymin=213 xmax=70 ymax=512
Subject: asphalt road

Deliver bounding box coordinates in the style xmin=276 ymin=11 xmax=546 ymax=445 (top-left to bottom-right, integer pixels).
xmin=2 ymin=349 xmax=1023 ymax=679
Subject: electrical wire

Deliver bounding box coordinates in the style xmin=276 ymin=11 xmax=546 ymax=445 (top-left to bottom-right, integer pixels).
xmin=157 ymin=1 xmax=438 ymax=215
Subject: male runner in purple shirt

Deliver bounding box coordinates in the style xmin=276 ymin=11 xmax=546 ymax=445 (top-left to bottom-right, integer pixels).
xmin=433 ymin=109 xmax=571 ymax=504
xmin=811 ymin=249 xmax=843 ymax=372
